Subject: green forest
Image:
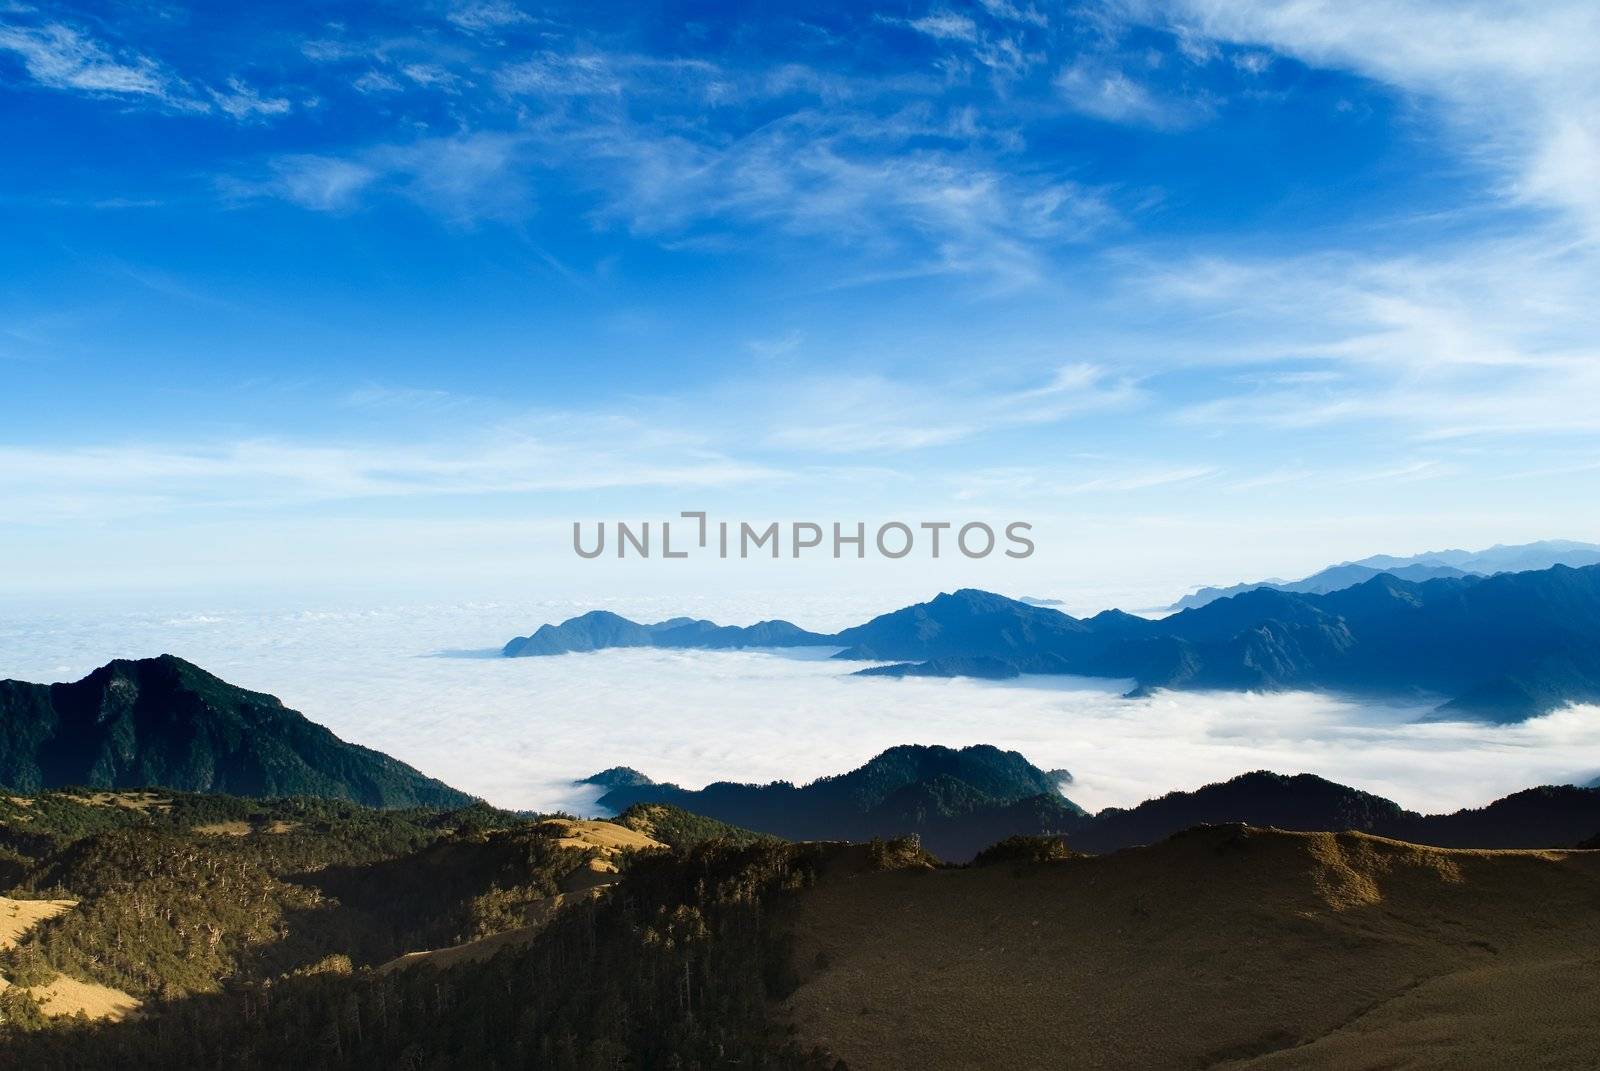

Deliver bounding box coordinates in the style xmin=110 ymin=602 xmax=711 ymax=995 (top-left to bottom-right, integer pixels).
xmin=0 ymin=786 xmax=922 ymax=1067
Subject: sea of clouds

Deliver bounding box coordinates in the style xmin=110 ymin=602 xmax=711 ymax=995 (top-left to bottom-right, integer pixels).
xmin=4 ymin=591 xmax=1599 ymax=815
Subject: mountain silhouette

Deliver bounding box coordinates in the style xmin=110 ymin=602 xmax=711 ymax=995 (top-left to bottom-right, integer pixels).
xmin=593 ymin=743 xmax=1084 ymax=861
xmin=0 ymin=655 xmax=472 ymax=807
xmin=506 ymin=565 xmax=1600 ymax=720
xmin=1168 ymin=538 xmax=1600 ymax=610
xmin=601 ymin=750 xmax=1600 ymax=859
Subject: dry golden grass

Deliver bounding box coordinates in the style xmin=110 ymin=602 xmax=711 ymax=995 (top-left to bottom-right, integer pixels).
xmin=60 ymin=791 xmax=171 ymax=813
xmin=0 ymin=897 xmax=76 ymax=951
xmin=194 ymin=818 xmax=299 ymax=836
xmin=1 ymin=896 xmax=142 ymax=1021
xmin=782 ymin=826 xmax=1600 ymax=1070
xmin=21 ymin=974 xmax=142 ymax=1022
xmin=537 ymin=818 xmax=664 ymax=856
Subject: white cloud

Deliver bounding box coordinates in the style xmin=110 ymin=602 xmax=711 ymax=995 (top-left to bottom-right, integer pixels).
xmin=496 ymin=53 xmax=622 ymax=96
xmin=0 ymin=21 xmax=169 ymax=97
xmin=210 ymin=77 xmax=291 ymax=120
xmin=1136 ymin=233 xmax=1600 ymax=442
xmin=399 ymin=63 xmax=461 ymax=91
xmin=898 ymin=7 xmax=1044 ymax=79
xmin=246 ymin=68 xmax=1114 ymax=280
xmin=951 ymin=462 xmax=1219 ymax=499
xmin=908 ymin=11 xmax=980 ymax=43
xmin=231 ymin=131 xmax=528 ymax=221
xmin=0 ymin=20 xmax=298 ymax=123
xmin=353 ymin=69 xmax=402 ymax=94
xmin=978 ymin=0 xmax=1049 ymax=29
xmin=1054 ymin=58 xmax=1210 ymax=127
xmin=0 ymin=426 xmax=787 ymax=523
xmin=447 ymin=1 xmax=532 ymax=34
xmin=10 ymin=608 xmax=1596 ymax=816
xmin=762 ymin=363 xmax=1140 ymax=454
xmin=1134 ymin=0 xmax=1600 ymax=236
xmin=1231 ymin=50 xmax=1270 ymax=75
xmin=256 ymin=154 xmax=379 ymax=211
xmin=575 ymin=106 xmax=1115 ymax=285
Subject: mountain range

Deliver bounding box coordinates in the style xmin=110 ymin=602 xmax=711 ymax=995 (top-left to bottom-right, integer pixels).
xmin=596 ymin=745 xmax=1600 ymax=860
xmin=502 ymin=612 xmax=831 ymax=656
xmin=0 ymin=655 xmax=472 ymax=808
xmin=3 ymin=653 xmax=1600 ymax=1065
xmin=6 ymin=779 xmax=1599 ymax=1067
xmin=1166 ymin=538 xmax=1600 ymax=611
xmin=505 ymin=563 xmax=1600 ymax=720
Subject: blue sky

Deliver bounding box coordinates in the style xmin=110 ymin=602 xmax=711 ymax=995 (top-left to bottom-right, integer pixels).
xmin=3 ymin=1 xmax=1598 ymax=607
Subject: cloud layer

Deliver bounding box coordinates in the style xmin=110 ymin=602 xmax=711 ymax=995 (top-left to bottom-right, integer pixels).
xmin=6 ymin=595 xmax=1597 ymax=816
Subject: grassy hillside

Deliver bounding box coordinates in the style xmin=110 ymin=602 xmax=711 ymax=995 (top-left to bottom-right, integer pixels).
xmin=4 ymin=803 xmax=1598 ymax=1068
xmin=783 ymin=825 xmax=1600 ymax=1069
xmin=0 ymin=788 xmax=663 ymax=1021
xmin=608 ymin=802 xmax=773 ymax=849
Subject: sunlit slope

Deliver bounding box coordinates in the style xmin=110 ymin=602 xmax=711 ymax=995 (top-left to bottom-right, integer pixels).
xmin=783 ymin=826 xmax=1600 ymax=1070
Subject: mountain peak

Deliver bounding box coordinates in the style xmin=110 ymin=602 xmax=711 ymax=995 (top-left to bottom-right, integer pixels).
xmin=0 ymin=659 xmax=472 ymax=807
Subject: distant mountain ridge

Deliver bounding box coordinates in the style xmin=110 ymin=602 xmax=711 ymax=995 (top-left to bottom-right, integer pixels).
xmin=1167 ymin=539 xmax=1600 ymax=611
xmin=597 ymin=746 xmax=1600 ymax=859
xmin=0 ymin=655 xmax=473 ymax=808
xmin=506 ymin=564 xmax=1600 ymax=720
xmin=593 ymin=744 xmax=1084 ymax=861
xmin=503 ymin=611 xmax=831 ymax=656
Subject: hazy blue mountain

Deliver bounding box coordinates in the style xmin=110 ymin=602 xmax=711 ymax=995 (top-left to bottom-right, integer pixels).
xmin=1167 ymin=562 xmax=1471 ymax=611
xmin=830 ymin=588 xmax=1113 ymax=661
xmin=861 ymin=567 xmax=1600 ymax=721
xmin=592 ymin=743 xmax=1085 ymax=861
xmin=1169 ymin=539 xmax=1600 ymax=611
xmin=509 ymin=589 xmax=1147 ymax=667
xmin=0 ymin=655 xmax=473 ymax=807
xmin=505 ymin=568 xmax=1600 ymax=719
xmin=503 ymin=610 xmax=831 ymax=656
xmin=1354 ymin=539 xmax=1600 ymax=573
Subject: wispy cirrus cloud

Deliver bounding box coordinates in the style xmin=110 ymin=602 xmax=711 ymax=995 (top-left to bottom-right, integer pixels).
xmin=1126 ymin=0 xmax=1600 ymax=237
xmin=906 ymin=11 xmax=980 ymax=43
xmin=230 ymin=62 xmax=1116 ymax=280
xmin=761 ymin=362 xmax=1141 ymax=454
xmin=446 ymin=0 xmax=534 ymax=35
xmin=1054 ymin=57 xmax=1214 ymax=128
xmin=225 ymin=131 xmax=527 ymax=220
xmin=949 ymin=462 xmax=1220 ymax=500
xmin=0 ymin=357 xmax=1146 ymax=523
xmin=1138 ymin=231 xmax=1600 ymax=442
xmin=0 ymin=16 xmax=292 ymax=121
xmin=0 ymin=20 xmax=170 ymax=97
xmin=209 ymin=77 xmax=291 ymax=119
xmin=0 ymin=426 xmax=787 ymax=523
